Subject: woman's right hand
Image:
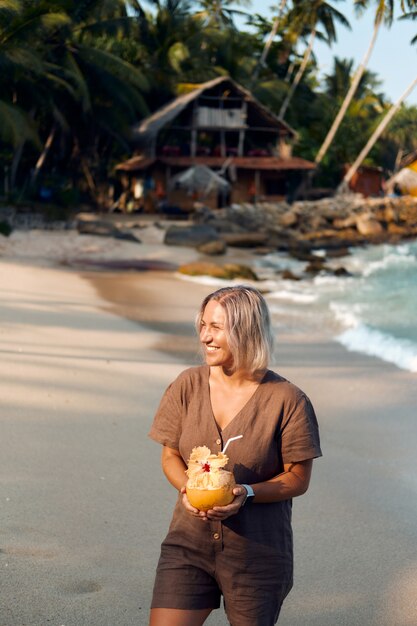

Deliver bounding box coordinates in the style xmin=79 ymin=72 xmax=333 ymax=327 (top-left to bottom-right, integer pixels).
xmin=180 ymin=486 xmax=210 ymax=521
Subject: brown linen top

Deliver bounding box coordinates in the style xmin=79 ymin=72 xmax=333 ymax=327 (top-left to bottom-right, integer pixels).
xmin=149 ymin=365 xmax=322 ymax=585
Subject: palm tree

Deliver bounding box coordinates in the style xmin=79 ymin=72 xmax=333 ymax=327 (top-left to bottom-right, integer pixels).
xmin=315 ymin=0 xmax=417 ymax=166
xmin=337 ymin=2 xmax=417 ymax=190
xmin=0 ymin=0 xmax=151 ymax=199
xmin=193 ymin=0 xmax=250 ymax=29
xmin=278 ymin=0 xmax=350 ymax=120
xmin=339 ymin=76 xmax=417 ymax=191
xmin=0 ymin=0 xmax=74 ymax=191
xmin=251 ymin=0 xmax=288 ymax=83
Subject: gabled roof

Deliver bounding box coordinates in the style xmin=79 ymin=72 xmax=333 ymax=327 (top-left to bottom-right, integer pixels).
xmin=131 ymin=76 xmax=297 ymax=143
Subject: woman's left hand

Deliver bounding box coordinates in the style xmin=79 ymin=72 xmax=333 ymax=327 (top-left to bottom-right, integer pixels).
xmin=204 ymin=485 xmax=248 ymax=521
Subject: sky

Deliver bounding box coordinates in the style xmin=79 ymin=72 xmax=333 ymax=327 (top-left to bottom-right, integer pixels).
xmin=251 ymin=1 xmax=417 ymax=106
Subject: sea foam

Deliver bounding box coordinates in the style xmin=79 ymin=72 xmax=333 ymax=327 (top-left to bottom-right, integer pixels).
xmin=330 ymin=301 xmax=417 ymax=372
xmin=336 ymin=324 xmax=417 ymax=373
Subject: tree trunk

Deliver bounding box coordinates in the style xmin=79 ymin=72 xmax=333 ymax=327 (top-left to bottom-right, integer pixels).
xmin=10 ymin=107 xmax=36 ymax=191
xmin=10 ymin=141 xmax=26 ymax=191
xmin=315 ymin=14 xmax=382 ymax=165
xmin=81 ymin=158 xmax=97 ymax=194
xmin=251 ymin=0 xmax=287 ymax=83
xmin=338 ymin=75 xmax=417 ymax=193
xmin=279 ymin=28 xmax=316 ymax=121
xmin=30 ymin=123 xmax=57 ymax=187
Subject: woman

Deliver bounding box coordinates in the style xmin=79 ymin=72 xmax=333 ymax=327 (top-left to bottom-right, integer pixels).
xmin=148 ymin=285 xmax=322 ymax=626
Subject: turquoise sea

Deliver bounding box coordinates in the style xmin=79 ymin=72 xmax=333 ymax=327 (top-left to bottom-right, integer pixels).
xmin=260 ymin=240 xmax=417 ymax=373
xmin=180 ymin=239 xmax=417 ymax=373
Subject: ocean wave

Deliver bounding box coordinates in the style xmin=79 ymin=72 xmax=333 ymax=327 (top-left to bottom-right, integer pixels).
xmin=175 ymin=273 xmax=277 ymax=291
xmin=336 ymin=324 xmax=417 ymax=373
xmin=268 ymin=289 xmax=318 ymax=304
xmin=329 ymin=302 xmax=364 ymax=327
xmin=362 ymin=252 xmax=415 ymax=277
xmin=342 ymin=243 xmax=416 ymax=278
xmin=329 ymin=301 xmax=417 ymax=372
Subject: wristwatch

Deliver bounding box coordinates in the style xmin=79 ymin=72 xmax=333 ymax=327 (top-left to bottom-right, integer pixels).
xmin=241 ymin=484 xmax=255 ymax=506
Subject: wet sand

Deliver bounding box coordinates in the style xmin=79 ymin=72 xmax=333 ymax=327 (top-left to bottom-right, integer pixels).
xmin=1 ymin=253 xmax=417 ymax=626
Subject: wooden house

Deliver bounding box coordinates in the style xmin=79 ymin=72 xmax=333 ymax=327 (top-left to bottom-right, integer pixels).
xmin=115 ymin=76 xmax=315 ymax=212
xmin=344 ymin=164 xmax=384 ymax=197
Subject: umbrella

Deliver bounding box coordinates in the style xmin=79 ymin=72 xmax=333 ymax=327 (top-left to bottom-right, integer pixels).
xmin=169 ymin=165 xmax=230 ymax=195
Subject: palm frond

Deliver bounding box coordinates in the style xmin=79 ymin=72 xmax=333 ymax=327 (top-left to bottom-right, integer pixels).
xmin=61 ymin=51 xmax=92 ymax=112
xmin=75 ymin=16 xmax=139 ymax=38
xmin=0 ymin=99 xmax=40 ymax=147
xmin=76 ymin=44 xmax=149 ymax=91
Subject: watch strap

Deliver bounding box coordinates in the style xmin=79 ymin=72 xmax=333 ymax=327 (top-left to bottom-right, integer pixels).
xmin=241 ymin=483 xmax=255 ymax=506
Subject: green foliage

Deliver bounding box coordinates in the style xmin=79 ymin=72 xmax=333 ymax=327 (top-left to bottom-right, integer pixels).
xmin=1 ymin=0 xmax=416 ymax=203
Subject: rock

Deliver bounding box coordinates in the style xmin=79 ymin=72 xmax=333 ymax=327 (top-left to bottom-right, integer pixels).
xmin=281 ymin=269 xmax=301 ymax=281
xmin=164 ymin=224 xmax=219 ymax=247
xmin=325 ymin=247 xmax=351 ymax=258
xmin=333 ymin=266 xmax=352 ymax=277
xmin=305 ymin=259 xmax=326 ymax=274
xmin=76 ymin=213 xmax=141 ymax=242
xmin=76 ymin=214 xmax=118 ymax=237
xmin=288 ymin=248 xmax=318 ymax=262
xmin=387 ymin=222 xmax=409 ymax=236
xmin=113 ymin=229 xmax=142 ymax=243
xmin=197 ymin=239 xmax=227 ymax=255
xmin=221 ymin=232 xmax=269 ymax=247
xmin=355 ymin=213 xmax=384 ymax=236
xmin=332 ymin=215 xmax=357 ymax=229
xmin=278 ymin=211 xmax=298 ymax=227
xmin=178 ymin=262 xmax=258 ymax=280
xmin=383 ymin=205 xmax=398 ymax=223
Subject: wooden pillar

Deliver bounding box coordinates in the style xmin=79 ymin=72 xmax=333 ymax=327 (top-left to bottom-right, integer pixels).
xmin=220 ymin=130 xmax=226 ymax=158
xmin=166 ymin=165 xmax=171 ymax=203
xmin=238 ymin=102 xmax=247 ymax=157
xmin=191 ymin=128 xmax=197 ymax=158
xmin=255 ymin=169 xmax=260 ymax=204
xmin=191 ymin=100 xmax=198 ymax=158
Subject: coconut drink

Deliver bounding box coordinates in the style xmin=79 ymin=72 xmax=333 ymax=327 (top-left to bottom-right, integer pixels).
xmin=185 ymin=445 xmax=236 ymax=511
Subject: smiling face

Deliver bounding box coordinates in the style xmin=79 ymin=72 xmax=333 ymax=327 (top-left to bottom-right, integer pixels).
xmin=199 ymin=300 xmax=234 ymax=370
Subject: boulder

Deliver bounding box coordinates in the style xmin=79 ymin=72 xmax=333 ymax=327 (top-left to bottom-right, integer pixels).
xmin=76 ymin=213 xmax=141 ymax=242
xmin=305 ymin=258 xmax=326 ymax=274
xmin=197 ymin=239 xmax=227 ymax=255
xmin=164 ymin=224 xmax=219 ymax=247
xmin=178 ymin=262 xmax=258 ymax=281
xmin=221 ymin=232 xmax=269 ymax=247
xmin=281 ymin=269 xmax=301 ymax=281
xmin=278 ymin=211 xmax=298 ymax=228
xmin=333 ymin=266 xmax=352 ymax=277
xmin=355 ymin=213 xmax=384 ymax=236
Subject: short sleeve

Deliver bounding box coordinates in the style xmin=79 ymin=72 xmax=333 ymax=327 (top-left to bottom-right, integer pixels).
xmin=148 ymin=380 xmax=183 ymax=450
xmin=281 ymin=391 xmax=322 ymax=464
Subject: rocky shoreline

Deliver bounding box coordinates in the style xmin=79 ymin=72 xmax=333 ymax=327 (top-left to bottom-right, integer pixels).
xmin=190 ymin=194 xmax=417 ymax=252
xmin=2 ymin=194 xmax=417 ymax=281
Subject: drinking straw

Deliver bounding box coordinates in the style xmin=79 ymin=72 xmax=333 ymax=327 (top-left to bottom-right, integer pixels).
xmin=222 ymin=435 xmax=243 ymax=454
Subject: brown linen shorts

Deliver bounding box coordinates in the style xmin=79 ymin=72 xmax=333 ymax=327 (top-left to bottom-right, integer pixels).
xmin=151 ymin=541 xmax=292 ymax=626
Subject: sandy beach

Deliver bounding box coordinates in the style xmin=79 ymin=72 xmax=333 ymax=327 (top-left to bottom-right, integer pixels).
xmin=1 ymin=229 xmax=417 ymax=626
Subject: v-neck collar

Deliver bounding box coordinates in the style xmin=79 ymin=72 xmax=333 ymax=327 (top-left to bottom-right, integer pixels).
xmin=204 ymin=365 xmax=269 ymax=434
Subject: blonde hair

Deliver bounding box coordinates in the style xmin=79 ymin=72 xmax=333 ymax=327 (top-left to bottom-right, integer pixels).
xmin=196 ymin=285 xmax=273 ymax=374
